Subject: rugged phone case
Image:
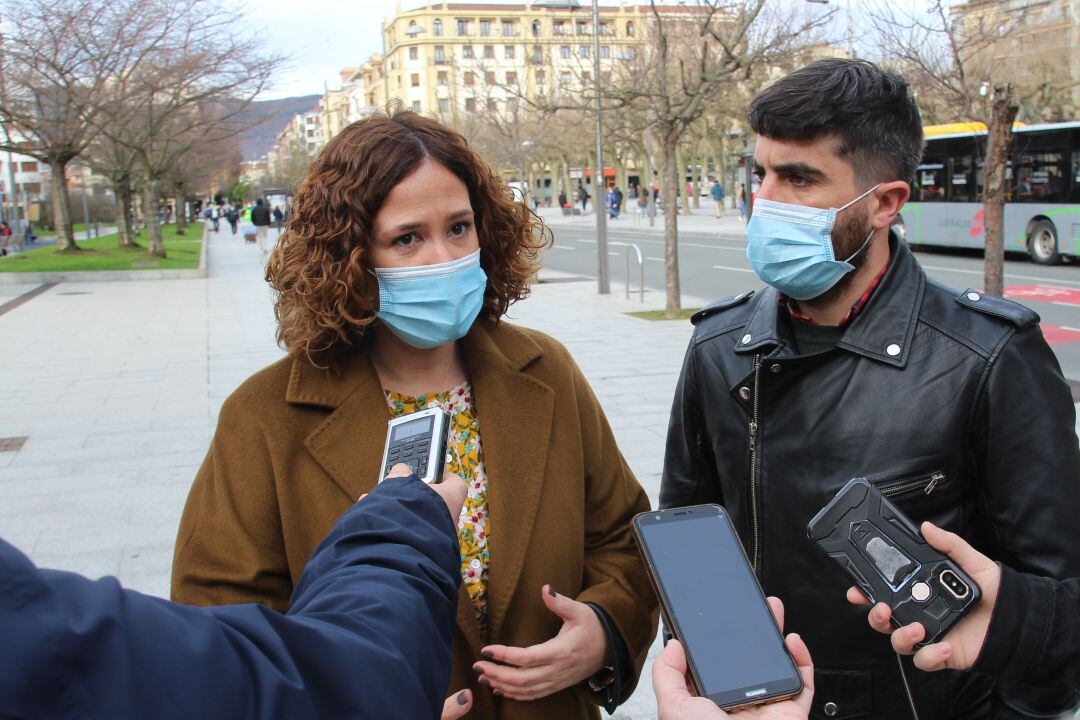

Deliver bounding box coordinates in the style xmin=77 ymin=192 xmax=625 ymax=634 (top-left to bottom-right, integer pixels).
xmin=807 ymin=478 xmax=981 ymax=645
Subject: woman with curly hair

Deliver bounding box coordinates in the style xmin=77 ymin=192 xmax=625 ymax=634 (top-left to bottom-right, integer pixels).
xmin=171 ymin=110 xmax=657 ymax=720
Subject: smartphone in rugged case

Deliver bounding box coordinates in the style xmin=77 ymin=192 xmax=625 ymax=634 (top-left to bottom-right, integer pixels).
xmin=807 ymin=478 xmax=980 ymax=645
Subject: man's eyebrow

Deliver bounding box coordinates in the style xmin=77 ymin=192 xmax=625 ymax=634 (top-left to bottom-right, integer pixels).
xmin=771 ymin=162 xmax=826 ymax=179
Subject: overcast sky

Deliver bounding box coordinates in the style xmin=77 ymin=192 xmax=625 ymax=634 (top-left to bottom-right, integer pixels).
xmin=243 ymin=0 xmax=922 ymax=101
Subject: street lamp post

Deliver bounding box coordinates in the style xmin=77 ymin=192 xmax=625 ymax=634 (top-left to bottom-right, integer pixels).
xmin=591 ymin=0 xmax=609 ymax=294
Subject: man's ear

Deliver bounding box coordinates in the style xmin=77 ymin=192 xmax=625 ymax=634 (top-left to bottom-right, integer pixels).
xmin=871 ymin=180 xmax=910 ymax=230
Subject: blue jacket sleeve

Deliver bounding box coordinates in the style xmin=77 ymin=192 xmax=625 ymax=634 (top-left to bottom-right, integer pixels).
xmin=0 ymin=475 xmax=460 ymax=720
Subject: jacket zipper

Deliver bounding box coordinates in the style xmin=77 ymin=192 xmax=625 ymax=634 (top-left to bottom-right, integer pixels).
xmin=748 ymin=353 xmax=762 ymax=572
xmin=896 ymin=653 xmax=921 ymax=720
xmin=881 ymin=471 xmax=945 ymax=498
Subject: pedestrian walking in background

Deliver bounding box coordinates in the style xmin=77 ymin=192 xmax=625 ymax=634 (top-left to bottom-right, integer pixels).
xmin=172 ymin=109 xmax=658 ymax=720
xmin=272 ymin=206 xmax=283 ymax=230
xmin=226 ymin=205 xmax=240 ymax=235
xmin=577 ymin=183 xmax=589 ymax=214
xmin=558 ymin=190 xmax=567 ymax=208
xmin=738 ymin=183 xmax=747 ymax=222
xmin=250 ymin=198 xmax=271 ymax=252
xmin=210 ymin=204 xmax=220 ymax=232
xmin=711 ymin=180 xmax=726 ymax=217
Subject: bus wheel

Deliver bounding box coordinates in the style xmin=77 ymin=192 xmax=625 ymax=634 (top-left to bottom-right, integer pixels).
xmin=1028 ymin=220 xmax=1060 ymax=265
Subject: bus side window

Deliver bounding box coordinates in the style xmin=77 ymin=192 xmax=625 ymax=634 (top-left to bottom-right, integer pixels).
xmin=949 ymin=156 xmax=975 ymax=202
xmin=1071 ymin=151 xmax=1080 ymax=204
xmin=916 ymin=160 xmax=946 ymax=201
xmin=1015 ymin=151 xmax=1068 ymax=203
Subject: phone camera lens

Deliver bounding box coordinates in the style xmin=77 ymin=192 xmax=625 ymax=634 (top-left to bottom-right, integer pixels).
xmin=939 ymin=570 xmax=970 ymax=599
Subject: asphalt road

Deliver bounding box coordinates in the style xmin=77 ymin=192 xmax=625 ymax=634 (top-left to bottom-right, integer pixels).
xmin=541 ymin=223 xmax=1080 ymax=388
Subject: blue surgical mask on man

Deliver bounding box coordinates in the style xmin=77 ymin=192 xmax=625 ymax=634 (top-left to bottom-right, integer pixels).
xmin=374 ymin=249 xmax=487 ymax=349
xmin=745 ymin=185 xmax=879 ymax=300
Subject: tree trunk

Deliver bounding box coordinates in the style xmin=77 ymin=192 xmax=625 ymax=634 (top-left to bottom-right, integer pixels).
xmin=661 ymin=124 xmax=682 ymax=317
xmin=49 ymin=159 xmax=78 ymax=253
xmin=983 ymin=84 xmax=1019 ymax=298
xmin=675 ymin=145 xmax=689 ymax=216
xmin=642 ymin=132 xmax=657 ymax=227
xmin=142 ymin=177 xmax=167 ymax=258
xmin=174 ymin=183 xmax=187 ymax=235
xmin=692 ymin=141 xmax=704 ymax=210
xmin=114 ymin=176 xmax=137 ymax=248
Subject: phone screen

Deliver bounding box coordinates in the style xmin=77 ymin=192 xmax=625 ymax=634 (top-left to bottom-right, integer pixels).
xmin=390 ymin=415 xmax=433 ymax=442
xmin=638 ymin=508 xmax=800 ymax=705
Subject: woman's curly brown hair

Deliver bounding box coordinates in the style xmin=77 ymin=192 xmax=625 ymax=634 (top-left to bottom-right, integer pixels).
xmin=266 ymin=109 xmax=552 ymax=365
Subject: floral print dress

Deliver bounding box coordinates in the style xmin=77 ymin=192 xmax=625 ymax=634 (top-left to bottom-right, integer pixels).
xmin=385 ymin=382 xmax=491 ymax=629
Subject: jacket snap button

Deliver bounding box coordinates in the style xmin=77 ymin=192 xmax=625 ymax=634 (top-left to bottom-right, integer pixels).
xmin=741 ymin=333 xmax=752 ymax=344
xmin=886 ymin=343 xmax=901 ymax=357
xmin=770 ymin=363 xmax=781 ymax=374
xmin=738 ymin=386 xmax=751 ymax=400
xmin=967 ymin=292 xmax=981 ymax=301
xmin=824 ymin=701 xmax=839 ymax=717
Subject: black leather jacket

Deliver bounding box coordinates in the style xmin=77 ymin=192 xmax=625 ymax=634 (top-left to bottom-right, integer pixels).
xmin=660 ymin=241 xmax=1080 ymax=719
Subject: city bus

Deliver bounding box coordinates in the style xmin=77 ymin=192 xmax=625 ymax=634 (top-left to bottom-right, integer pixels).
xmin=894 ymin=121 xmax=1080 ymax=264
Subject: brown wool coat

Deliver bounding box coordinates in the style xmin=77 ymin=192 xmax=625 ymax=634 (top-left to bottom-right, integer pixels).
xmin=171 ymin=319 xmax=659 ymax=719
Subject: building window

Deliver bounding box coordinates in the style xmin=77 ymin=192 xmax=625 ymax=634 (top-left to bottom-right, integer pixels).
xmin=504 ymin=45 xmax=515 ymax=59
xmin=487 ymin=98 xmax=497 ymax=111
xmin=506 ymin=71 xmax=518 ymax=84
xmin=456 ymin=19 xmax=471 ymax=36
xmin=553 ymin=20 xmax=566 ymax=35
xmin=578 ymin=45 xmax=590 ymax=58
xmin=483 ymin=44 xmax=494 ymax=58
xmin=560 ymin=45 xmax=570 ymax=58
xmin=600 ymin=46 xmax=610 ymax=59
xmin=397 ymin=75 xmax=402 ymax=87
xmin=531 ymin=20 xmax=541 ymax=37
xmin=626 ymin=21 xmax=634 ymax=37
xmin=485 ymin=70 xmax=496 ymax=85
xmin=433 ymin=19 xmax=443 ymax=36
xmin=583 ymin=71 xmax=591 ymax=82
xmin=19 ymin=161 xmax=37 ymax=172
xmin=625 ymin=46 xmax=636 ymax=60
xmin=410 ymin=73 xmax=420 ymax=87
xmin=465 ymin=97 xmax=477 ymax=112
xmin=532 ymin=45 xmax=543 ymax=63
xmin=599 ymin=21 xmax=612 ymax=35
xmin=502 ymin=20 xmax=516 ymax=36
xmin=464 ymin=71 xmax=475 ymax=86
xmin=408 ymin=46 xmax=418 ymax=60
xmin=438 ymin=71 xmax=448 ymax=85
xmin=434 ymin=45 xmax=446 ymax=62
xmin=576 ymin=20 xmax=588 ymax=35
xmin=507 ymin=97 xmax=518 ymax=111
xmin=463 ymin=45 xmax=474 ymax=58
xmin=438 ymin=98 xmax=450 ymax=113
xmin=536 ymin=70 xmax=546 ymax=85
xmin=480 ymin=19 xmax=491 ymax=36
xmin=412 ymin=100 xmax=421 ymax=111
xmin=559 ymin=71 xmax=570 ymax=85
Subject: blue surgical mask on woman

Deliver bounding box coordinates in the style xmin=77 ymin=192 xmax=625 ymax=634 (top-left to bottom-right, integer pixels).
xmin=745 ymin=185 xmax=879 ymax=300
xmin=374 ymin=248 xmax=487 ymax=349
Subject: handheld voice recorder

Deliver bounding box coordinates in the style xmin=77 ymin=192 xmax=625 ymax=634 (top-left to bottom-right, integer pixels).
xmin=379 ymin=407 xmax=452 ymax=484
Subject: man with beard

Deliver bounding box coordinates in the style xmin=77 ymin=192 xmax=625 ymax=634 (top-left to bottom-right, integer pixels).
xmin=660 ymin=59 xmax=1080 ymax=720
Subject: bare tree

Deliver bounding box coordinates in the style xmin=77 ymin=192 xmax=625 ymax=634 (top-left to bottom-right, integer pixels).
xmin=92 ymin=0 xmax=281 ymax=257
xmin=0 ymin=0 xmax=171 ymax=251
xmin=871 ymin=0 xmax=1076 ymax=295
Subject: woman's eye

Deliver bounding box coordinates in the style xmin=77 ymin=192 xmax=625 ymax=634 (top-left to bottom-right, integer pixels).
xmin=449 ymin=221 xmax=472 ymax=236
xmin=393 ymin=233 xmax=417 ymax=246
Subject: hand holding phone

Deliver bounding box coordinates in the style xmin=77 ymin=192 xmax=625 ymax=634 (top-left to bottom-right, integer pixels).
xmin=634 ymin=505 xmax=804 ymax=710
xmin=808 ymin=478 xmax=981 ymax=646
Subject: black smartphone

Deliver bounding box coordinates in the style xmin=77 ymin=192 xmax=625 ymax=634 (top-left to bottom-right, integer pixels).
xmin=807 ymin=477 xmax=980 ymax=644
xmin=633 ymin=505 xmax=803 ymax=709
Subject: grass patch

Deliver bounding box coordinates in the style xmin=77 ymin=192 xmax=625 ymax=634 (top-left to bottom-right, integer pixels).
xmin=0 ymin=222 xmax=203 ymax=273
xmin=33 ymin=223 xmax=89 ymax=237
xmin=628 ymin=308 xmax=702 ymax=321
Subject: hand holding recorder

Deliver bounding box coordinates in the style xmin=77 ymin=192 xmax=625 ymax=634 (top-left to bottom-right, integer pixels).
xmin=847 ymin=521 xmax=1001 ymax=672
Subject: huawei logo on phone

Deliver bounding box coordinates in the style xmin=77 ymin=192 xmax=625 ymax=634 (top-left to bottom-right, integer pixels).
xmin=745 ymin=688 xmax=767 ymax=698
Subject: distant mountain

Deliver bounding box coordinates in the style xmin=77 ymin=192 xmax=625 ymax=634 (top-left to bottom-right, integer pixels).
xmin=235 ymin=94 xmax=321 ymax=161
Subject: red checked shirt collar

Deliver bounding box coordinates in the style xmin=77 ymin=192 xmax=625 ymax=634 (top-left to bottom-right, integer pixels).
xmin=780 ymin=252 xmax=892 ymax=328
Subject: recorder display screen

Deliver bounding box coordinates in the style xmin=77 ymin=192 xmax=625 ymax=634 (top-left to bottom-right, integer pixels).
xmin=641 ymin=512 xmax=796 ymax=699
xmin=390 ymin=416 xmax=433 ymax=442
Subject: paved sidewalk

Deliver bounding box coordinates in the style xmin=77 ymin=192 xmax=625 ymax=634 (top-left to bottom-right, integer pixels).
xmin=536 ymin=195 xmax=746 ymax=237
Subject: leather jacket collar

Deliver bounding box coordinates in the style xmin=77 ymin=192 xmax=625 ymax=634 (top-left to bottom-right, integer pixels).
xmin=735 ymin=238 xmax=924 ymax=369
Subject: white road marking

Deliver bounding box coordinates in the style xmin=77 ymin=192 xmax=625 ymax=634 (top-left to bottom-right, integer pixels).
xmin=921 ymin=265 xmax=1080 ymax=288
xmin=551 ymin=245 xmax=577 ymax=251
xmin=713 ymin=264 xmax=756 ymax=274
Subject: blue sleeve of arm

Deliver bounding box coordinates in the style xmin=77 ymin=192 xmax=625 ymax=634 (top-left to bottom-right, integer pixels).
xmin=0 ymin=476 xmax=460 ymax=720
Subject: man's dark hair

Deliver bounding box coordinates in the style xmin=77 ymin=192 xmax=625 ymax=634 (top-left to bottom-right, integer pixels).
xmin=748 ymin=59 xmax=923 ymax=186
